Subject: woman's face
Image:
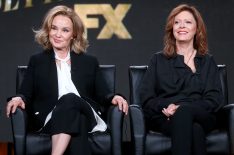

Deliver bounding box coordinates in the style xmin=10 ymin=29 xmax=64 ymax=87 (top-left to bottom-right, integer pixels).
xmin=173 ymin=11 xmax=197 ymax=43
xmin=49 ymin=15 xmax=74 ymax=52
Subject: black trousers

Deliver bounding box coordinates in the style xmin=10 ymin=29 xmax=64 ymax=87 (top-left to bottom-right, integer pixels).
xmin=41 ymin=93 xmax=97 ymax=155
xmin=159 ymin=104 xmax=216 ymax=155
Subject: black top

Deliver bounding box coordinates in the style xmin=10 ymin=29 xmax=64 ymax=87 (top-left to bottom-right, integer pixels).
xmin=17 ymin=50 xmax=114 ymax=130
xmin=140 ymin=52 xmax=223 ymax=124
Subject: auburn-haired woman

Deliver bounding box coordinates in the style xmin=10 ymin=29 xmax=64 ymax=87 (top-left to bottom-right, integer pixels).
xmin=140 ymin=4 xmax=222 ymax=155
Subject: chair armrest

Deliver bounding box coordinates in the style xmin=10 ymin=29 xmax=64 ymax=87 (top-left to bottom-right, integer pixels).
xmin=222 ymin=103 xmax=234 ymax=154
xmin=107 ymin=105 xmax=124 ymax=155
xmin=129 ymin=104 xmax=145 ymax=155
xmin=10 ymin=108 xmax=27 ymax=155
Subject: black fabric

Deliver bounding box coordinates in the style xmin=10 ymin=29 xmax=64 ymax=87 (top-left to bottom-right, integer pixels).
xmin=129 ymin=64 xmax=234 ymax=155
xmin=46 ymin=93 xmax=97 ymax=135
xmin=17 ymin=51 xmax=112 ymax=131
xmin=64 ymin=115 xmax=91 ymax=155
xmin=160 ymin=105 xmax=216 ymax=155
xmin=10 ymin=65 xmax=124 ymax=155
xmin=140 ymin=52 xmax=223 ymax=130
xmin=159 ymin=105 xmax=216 ymax=135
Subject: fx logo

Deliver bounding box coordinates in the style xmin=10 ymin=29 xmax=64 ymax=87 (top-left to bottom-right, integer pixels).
xmin=74 ymin=4 xmax=132 ymax=39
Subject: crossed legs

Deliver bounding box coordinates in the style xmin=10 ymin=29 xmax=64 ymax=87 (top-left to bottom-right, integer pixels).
xmin=52 ymin=133 xmax=71 ymax=155
xmin=43 ymin=93 xmax=96 ymax=155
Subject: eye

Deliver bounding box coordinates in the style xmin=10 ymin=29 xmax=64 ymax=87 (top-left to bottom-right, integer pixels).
xmin=186 ymin=21 xmax=192 ymax=24
xmin=63 ymin=28 xmax=69 ymax=32
xmin=174 ymin=20 xmax=181 ymax=25
xmin=51 ymin=25 xmax=57 ymax=30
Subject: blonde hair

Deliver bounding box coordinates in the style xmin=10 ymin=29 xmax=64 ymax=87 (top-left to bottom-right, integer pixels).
xmin=34 ymin=5 xmax=88 ymax=53
xmin=163 ymin=4 xmax=208 ymax=57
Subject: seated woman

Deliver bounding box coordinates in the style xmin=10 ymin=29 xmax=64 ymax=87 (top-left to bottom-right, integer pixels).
xmin=140 ymin=4 xmax=223 ymax=155
xmin=6 ymin=5 xmax=128 ymax=155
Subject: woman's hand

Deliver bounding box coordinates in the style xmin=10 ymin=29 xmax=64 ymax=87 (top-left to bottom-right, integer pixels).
xmin=111 ymin=95 xmax=128 ymax=115
xmin=6 ymin=97 xmax=25 ymax=118
xmin=162 ymin=103 xmax=179 ymax=119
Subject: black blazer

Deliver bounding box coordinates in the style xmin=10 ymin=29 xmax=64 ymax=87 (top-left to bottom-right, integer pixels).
xmin=18 ymin=50 xmax=113 ymax=130
xmin=140 ymin=52 xmax=223 ymax=126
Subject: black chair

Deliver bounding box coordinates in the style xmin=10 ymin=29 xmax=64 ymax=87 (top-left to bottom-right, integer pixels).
xmin=129 ymin=65 xmax=234 ymax=155
xmin=11 ymin=65 xmax=124 ymax=155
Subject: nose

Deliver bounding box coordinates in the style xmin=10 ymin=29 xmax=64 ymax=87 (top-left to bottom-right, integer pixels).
xmin=179 ymin=21 xmax=185 ymax=28
xmin=55 ymin=30 xmax=61 ymax=37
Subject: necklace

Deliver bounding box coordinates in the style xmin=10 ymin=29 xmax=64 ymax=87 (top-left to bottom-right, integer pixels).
xmin=185 ymin=50 xmax=194 ymax=65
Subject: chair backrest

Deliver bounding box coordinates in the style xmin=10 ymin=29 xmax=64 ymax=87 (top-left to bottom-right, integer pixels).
xmin=129 ymin=65 xmax=228 ymax=107
xmin=98 ymin=65 xmax=116 ymax=117
xmin=218 ymin=65 xmax=228 ymax=105
xmin=99 ymin=65 xmax=116 ymax=94
xmin=129 ymin=66 xmax=148 ymax=106
xmin=16 ymin=65 xmax=116 ymax=117
xmin=16 ymin=66 xmax=27 ymax=94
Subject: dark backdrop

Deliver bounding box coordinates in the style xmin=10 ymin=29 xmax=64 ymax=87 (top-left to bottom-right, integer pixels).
xmin=0 ymin=0 xmax=233 ymax=142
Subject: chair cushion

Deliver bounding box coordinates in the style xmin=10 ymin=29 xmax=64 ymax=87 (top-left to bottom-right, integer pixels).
xmin=206 ymin=130 xmax=229 ymax=154
xmin=146 ymin=132 xmax=171 ymax=155
xmin=89 ymin=132 xmax=111 ymax=154
xmin=26 ymin=133 xmax=51 ymax=155
xmin=146 ymin=130 xmax=229 ymax=155
xmin=25 ymin=132 xmax=111 ymax=155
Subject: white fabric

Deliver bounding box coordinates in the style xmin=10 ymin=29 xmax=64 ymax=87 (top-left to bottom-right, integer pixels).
xmin=55 ymin=52 xmax=80 ymax=99
xmin=41 ymin=52 xmax=107 ymax=133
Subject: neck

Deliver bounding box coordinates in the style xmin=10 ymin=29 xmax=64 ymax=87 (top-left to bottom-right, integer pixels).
xmin=176 ymin=41 xmax=194 ymax=56
xmin=53 ymin=48 xmax=70 ymax=59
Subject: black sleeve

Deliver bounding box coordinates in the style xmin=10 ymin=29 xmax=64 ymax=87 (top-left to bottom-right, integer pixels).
xmin=190 ymin=56 xmax=223 ymax=112
xmin=140 ymin=54 xmax=171 ymax=114
xmin=17 ymin=55 xmax=35 ymax=105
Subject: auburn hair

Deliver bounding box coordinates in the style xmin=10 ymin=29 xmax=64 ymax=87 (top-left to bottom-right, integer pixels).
xmin=163 ymin=4 xmax=208 ymax=57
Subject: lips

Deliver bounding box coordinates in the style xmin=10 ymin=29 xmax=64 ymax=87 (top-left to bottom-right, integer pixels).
xmin=53 ymin=38 xmax=62 ymax=43
xmin=178 ymin=31 xmax=188 ymax=34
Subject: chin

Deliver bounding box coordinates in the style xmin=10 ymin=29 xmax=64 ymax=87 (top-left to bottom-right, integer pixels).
xmin=52 ymin=44 xmax=63 ymax=49
xmin=177 ymin=38 xmax=192 ymax=42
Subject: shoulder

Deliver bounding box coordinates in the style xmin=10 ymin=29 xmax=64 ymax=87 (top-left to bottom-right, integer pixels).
xmin=197 ymin=53 xmax=218 ymax=69
xmin=150 ymin=51 xmax=168 ymax=60
xmin=153 ymin=51 xmax=165 ymax=57
xmin=202 ymin=53 xmax=213 ymax=59
xmin=199 ymin=53 xmax=217 ymax=64
xmin=148 ymin=51 xmax=168 ymax=64
xmin=28 ymin=50 xmax=53 ymax=64
xmin=71 ymin=52 xmax=99 ymax=66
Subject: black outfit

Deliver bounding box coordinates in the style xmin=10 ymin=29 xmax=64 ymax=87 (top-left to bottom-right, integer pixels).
xmin=140 ymin=52 xmax=223 ymax=155
xmin=16 ymin=50 xmax=114 ymax=155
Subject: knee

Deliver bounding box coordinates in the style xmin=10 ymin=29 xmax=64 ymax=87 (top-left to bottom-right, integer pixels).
xmin=60 ymin=93 xmax=77 ymax=101
xmin=58 ymin=93 xmax=81 ymax=107
xmin=173 ymin=105 xmax=192 ymax=118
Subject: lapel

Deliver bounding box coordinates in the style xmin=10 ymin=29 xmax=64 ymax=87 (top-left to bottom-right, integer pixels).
xmin=70 ymin=51 xmax=83 ymax=95
xmin=194 ymin=54 xmax=203 ymax=74
xmin=171 ymin=53 xmax=204 ymax=82
xmin=47 ymin=51 xmax=59 ymax=98
xmin=173 ymin=55 xmax=186 ymax=68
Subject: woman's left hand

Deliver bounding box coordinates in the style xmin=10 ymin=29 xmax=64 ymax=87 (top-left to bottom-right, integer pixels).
xmin=111 ymin=95 xmax=128 ymax=115
xmin=162 ymin=103 xmax=179 ymax=119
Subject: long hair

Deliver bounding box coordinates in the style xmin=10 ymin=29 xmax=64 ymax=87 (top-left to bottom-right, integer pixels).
xmin=163 ymin=4 xmax=208 ymax=57
xmin=34 ymin=5 xmax=88 ymax=53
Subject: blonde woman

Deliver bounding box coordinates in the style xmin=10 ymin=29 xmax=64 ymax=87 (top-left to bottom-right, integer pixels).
xmin=6 ymin=5 xmax=128 ymax=155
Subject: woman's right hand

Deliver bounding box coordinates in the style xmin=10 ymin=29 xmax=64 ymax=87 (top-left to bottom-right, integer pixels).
xmin=6 ymin=97 xmax=25 ymax=118
xmin=162 ymin=103 xmax=179 ymax=119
